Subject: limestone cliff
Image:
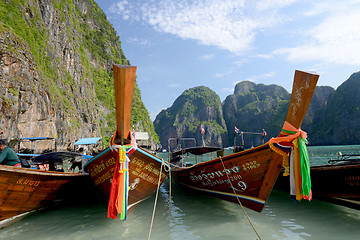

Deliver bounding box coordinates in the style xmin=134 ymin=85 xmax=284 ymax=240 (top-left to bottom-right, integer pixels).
xmin=222 ymin=81 xmax=290 ymax=147
xmin=0 ymin=0 xmax=158 ymax=150
xmin=154 ymin=86 xmax=228 ymax=149
xmin=154 ymin=79 xmax=339 ymax=149
xmin=310 ymin=72 xmax=360 ymax=145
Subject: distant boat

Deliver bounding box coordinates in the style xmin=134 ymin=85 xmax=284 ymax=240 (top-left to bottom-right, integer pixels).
xmin=84 ymin=64 xmax=168 ymax=219
xmin=17 ymin=137 xmax=57 ymax=159
xmin=0 ymin=151 xmax=92 ymax=228
xmin=170 ymin=70 xmax=319 ymax=212
xmin=274 ymin=153 xmax=360 ymax=209
xmin=170 ymin=144 xmax=223 ymax=163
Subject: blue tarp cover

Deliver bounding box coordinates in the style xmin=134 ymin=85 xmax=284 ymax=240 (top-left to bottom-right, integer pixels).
xmin=74 ymin=137 xmax=101 ymax=145
xmin=17 ymin=153 xmax=41 ymax=157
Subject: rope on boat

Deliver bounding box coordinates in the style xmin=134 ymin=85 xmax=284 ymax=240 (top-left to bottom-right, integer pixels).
xmin=148 ymin=159 xmax=165 ymax=240
xmin=163 ymin=162 xmax=172 ymax=211
xmin=219 ymin=156 xmax=262 ymax=240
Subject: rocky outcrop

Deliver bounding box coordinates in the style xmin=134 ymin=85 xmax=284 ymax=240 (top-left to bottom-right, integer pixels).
xmin=0 ymin=0 xmax=158 ymax=151
xmin=154 ymin=86 xmax=228 ymax=149
xmin=153 ymin=79 xmax=345 ymax=148
xmin=310 ymin=72 xmax=360 ymax=145
xmin=222 ymin=81 xmax=290 ymax=147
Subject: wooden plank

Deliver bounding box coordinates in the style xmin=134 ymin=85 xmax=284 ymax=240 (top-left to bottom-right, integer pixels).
xmin=113 ymin=64 xmax=137 ymax=140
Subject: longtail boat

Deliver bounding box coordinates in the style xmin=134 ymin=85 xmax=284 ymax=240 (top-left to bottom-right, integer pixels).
xmin=0 ymin=152 xmax=92 ymax=228
xmin=275 ymin=155 xmax=360 ymax=209
xmin=171 ymin=70 xmax=319 ymax=212
xmin=83 ymin=64 xmax=168 ymax=219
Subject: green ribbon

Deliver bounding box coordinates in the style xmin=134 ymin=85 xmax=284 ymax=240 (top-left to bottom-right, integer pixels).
xmin=298 ymin=137 xmax=311 ymax=198
xmin=281 ymin=128 xmax=312 ymax=199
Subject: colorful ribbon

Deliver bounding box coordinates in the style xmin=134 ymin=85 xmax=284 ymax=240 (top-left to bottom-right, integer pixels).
xmin=107 ymin=130 xmax=136 ymax=220
xmin=269 ymin=121 xmax=312 ymax=201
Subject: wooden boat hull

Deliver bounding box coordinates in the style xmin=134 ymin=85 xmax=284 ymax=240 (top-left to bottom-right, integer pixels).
xmin=274 ymin=162 xmax=360 ymax=207
xmin=0 ymin=165 xmax=92 ymax=222
xmin=84 ymin=146 xmax=168 ymax=208
xmin=171 ymin=70 xmax=319 ymax=212
xmin=172 ymin=144 xmax=284 ymax=212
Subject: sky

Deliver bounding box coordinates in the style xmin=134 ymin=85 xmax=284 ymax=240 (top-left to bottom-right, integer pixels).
xmin=94 ymin=0 xmax=360 ymax=121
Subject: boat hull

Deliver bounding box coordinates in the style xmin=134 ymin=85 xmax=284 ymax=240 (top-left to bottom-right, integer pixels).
xmin=172 ymin=144 xmax=284 ymax=212
xmin=0 ymin=165 xmax=91 ymax=222
xmin=274 ymin=162 xmax=360 ymax=207
xmin=84 ymin=147 xmax=168 ymax=207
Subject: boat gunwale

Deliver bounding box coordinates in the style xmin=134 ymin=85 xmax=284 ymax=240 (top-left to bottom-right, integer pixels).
xmin=0 ymin=165 xmax=87 ymax=177
xmin=83 ymin=146 xmax=168 ymax=172
xmin=310 ymin=162 xmax=360 ymax=171
xmin=171 ymin=143 xmax=272 ymax=171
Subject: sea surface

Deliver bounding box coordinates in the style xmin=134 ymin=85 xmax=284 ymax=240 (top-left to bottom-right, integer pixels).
xmin=1 ymin=145 xmax=360 ymax=240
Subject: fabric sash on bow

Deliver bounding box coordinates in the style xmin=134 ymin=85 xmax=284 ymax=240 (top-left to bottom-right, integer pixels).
xmin=107 ymin=130 xmax=136 ymax=220
xmin=268 ymin=121 xmax=312 ymax=201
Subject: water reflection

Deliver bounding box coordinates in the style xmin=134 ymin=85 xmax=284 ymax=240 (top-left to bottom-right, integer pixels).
xmin=1 ymin=146 xmax=360 ymax=239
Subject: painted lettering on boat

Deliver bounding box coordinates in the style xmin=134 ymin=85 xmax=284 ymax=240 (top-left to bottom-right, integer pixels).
xmin=131 ymin=170 xmax=157 ymax=185
xmin=345 ymin=175 xmax=360 ymax=186
xmin=143 ymin=163 xmax=162 ymax=176
xmin=187 ymin=163 xmax=260 ymax=191
xmin=131 ymin=158 xmax=164 ymax=185
xmin=198 ymin=173 xmax=247 ymax=190
xmin=242 ymin=161 xmax=260 ymax=171
xmin=89 ymin=157 xmax=116 ymax=178
xmin=94 ymin=170 xmax=113 ymax=186
xmin=189 ymin=166 xmax=242 ymax=182
xmin=131 ymin=162 xmax=166 ymax=185
xmin=16 ymin=178 xmax=40 ymax=187
xmin=132 ymin=157 xmax=145 ymax=168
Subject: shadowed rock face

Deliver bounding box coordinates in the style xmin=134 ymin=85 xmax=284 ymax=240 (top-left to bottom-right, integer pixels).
xmin=222 ymin=81 xmax=290 ymax=147
xmin=153 ymin=78 xmax=348 ymax=149
xmin=154 ymin=86 xmax=228 ymax=149
xmin=0 ymin=0 xmax=158 ymax=151
xmin=0 ymin=1 xmax=107 ymax=150
xmin=308 ymin=72 xmax=360 ymax=145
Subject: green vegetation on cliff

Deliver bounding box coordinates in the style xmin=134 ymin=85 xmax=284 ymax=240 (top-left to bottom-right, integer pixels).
xmin=0 ymin=0 xmax=159 ymax=144
xmin=154 ymin=86 xmax=227 ymax=148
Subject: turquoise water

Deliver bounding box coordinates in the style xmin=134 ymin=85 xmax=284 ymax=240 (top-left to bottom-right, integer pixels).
xmin=1 ymin=145 xmax=359 ymax=240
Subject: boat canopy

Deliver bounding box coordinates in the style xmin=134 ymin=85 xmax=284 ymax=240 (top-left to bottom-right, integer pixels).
xmin=31 ymin=151 xmax=81 ymax=164
xmin=17 ymin=153 xmax=40 ymax=157
xmin=74 ymin=137 xmax=101 ymax=145
xmin=172 ymin=146 xmax=223 ymax=157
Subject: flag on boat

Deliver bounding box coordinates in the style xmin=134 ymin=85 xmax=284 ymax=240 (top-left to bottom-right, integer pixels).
xmin=235 ymin=126 xmax=240 ymax=133
xmin=200 ymin=124 xmax=205 ymax=135
xmin=262 ymin=129 xmax=267 ymax=136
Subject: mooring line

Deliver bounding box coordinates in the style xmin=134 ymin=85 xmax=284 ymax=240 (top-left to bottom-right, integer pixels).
xmin=147 ymin=159 xmax=164 ymax=240
xmin=219 ymin=156 xmax=262 ymax=240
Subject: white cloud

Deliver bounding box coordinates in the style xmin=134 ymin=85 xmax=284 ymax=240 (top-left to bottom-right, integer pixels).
xmin=110 ymin=0 xmax=292 ymax=54
xmin=200 ymin=54 xmax=215 ymax=61
xmin=248 ymin=72 xmax=276 ymax=82
xmin=256 ymin=54 xmax=273 ymax=59
xmin=127 ymin=37 xmax=150 ymax=47
xmin=110 ymin=0 xmax=360 ymax=66
xmin=275 ymin=1 xmax=360 ymax=65
xmin=109 ymin=0 xmax=131 ymax=20
xmin=255 ymin=0 xmax=297 ymax=12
